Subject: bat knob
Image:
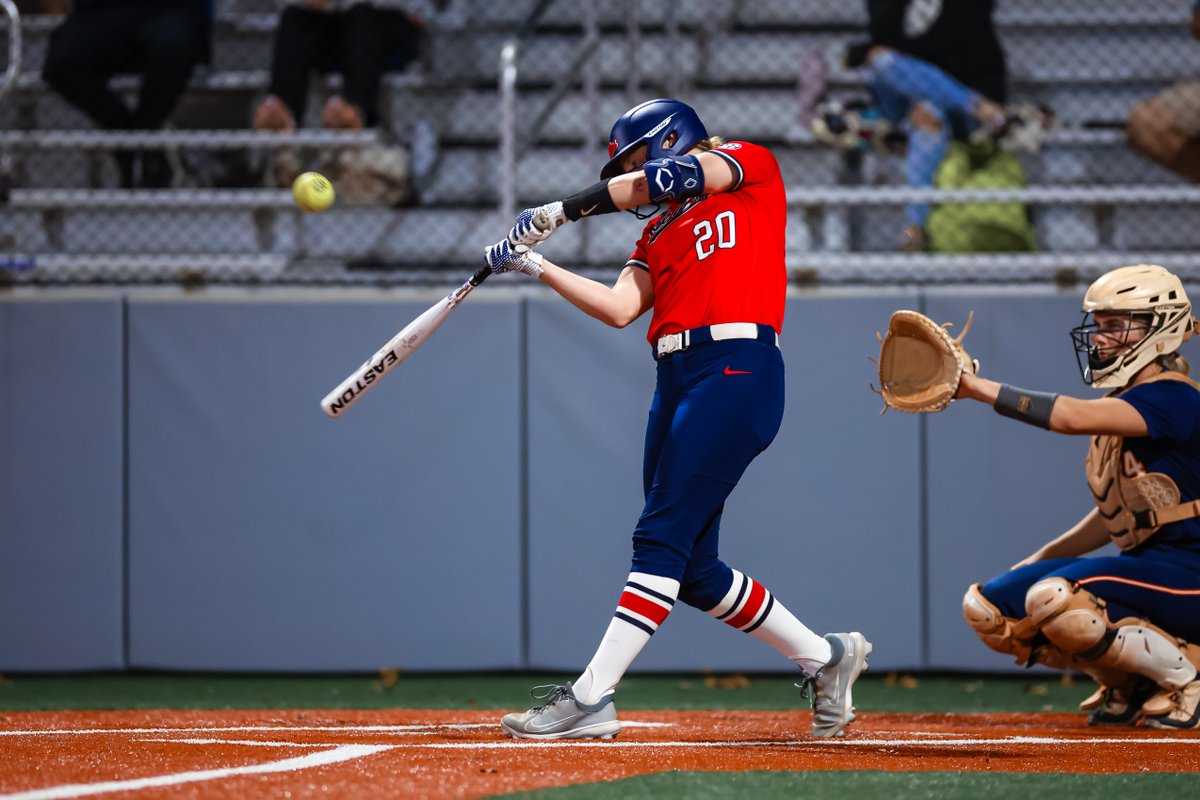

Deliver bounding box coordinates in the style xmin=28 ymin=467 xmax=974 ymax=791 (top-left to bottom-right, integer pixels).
xmin=532 ymin=211 xmax=550 ymax=232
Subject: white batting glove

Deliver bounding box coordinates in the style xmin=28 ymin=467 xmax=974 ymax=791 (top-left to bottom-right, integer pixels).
xmin=484 ymin=238 xmax=544 ymax=278
xmin=507 ymin=202 xmax=568 ymax=247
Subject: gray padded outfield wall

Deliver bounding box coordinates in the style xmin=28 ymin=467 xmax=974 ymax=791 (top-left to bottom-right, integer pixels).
xmin=0 ymin=294 xmax=125 ymax=670
xmin=8 ymin=285 xmax=1197 ymax=673
xmin=125 ymin=291 xmax=524 ymax=671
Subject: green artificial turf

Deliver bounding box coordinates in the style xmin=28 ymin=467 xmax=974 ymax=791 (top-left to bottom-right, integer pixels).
xmin=498 ymin=771 xmax=1200 ymax=800
xmin=0 ymin=671 xmax=1092 ymax=713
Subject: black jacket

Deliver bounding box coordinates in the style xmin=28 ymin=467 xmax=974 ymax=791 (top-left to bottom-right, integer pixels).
xmin=866 ymin=0 xmax=1007 ymax=103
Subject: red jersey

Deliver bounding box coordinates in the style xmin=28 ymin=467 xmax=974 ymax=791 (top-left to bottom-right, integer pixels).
xmin=626 ymin=141 xmax=787 ymax=344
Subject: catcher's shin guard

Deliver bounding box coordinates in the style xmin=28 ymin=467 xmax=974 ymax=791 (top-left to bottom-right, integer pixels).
xmin=1025 ymin=577 xmax=1200 ymax=691
xmin=962 ymin=583 xmax=1041 ymax=666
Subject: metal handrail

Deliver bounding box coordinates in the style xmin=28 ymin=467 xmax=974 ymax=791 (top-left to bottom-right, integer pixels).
xmin=0 ymin=129 xmax=381 ymax=150
xmin=786 ymin=251 xmax=1200 ymax=286
xmin=786 ymin=185 xmax=1200 ymax=206
xmin=0 ymin=0 xmax=20 ymax=104
xmin=497 ymin=0 xmax=556 ymax=219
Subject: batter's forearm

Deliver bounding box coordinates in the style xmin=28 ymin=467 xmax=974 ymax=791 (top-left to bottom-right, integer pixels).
xmin=561 ymin=174 xmax=649 ymax=221
xmin=537 ymin=258 xmax=642 ymax=328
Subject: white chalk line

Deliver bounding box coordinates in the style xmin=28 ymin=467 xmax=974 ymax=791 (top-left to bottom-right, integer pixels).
xmin=138 ymin=738 xmax=336 ymax=747
xmin=0 ymin=720 xmax=670 ymax=737
xmin=0 ymin=743 xmax=396 ymax=800
xmin=4 ymin=723 xmax=1196 ymax=799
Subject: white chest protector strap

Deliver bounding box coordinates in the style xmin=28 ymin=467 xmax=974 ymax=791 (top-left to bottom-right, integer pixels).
xmin=1086 ymin=371 xmax=1200 ymax=550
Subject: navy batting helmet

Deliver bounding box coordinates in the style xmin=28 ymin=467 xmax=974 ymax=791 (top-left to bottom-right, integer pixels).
xmin=600 ymin=98 xmax=709 ymax=180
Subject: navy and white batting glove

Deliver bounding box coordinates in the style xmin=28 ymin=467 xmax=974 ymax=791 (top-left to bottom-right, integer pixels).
xmin=484 ymin=238 xmax=544 ymax=278
xmin=507 ymin=202 xmax=567 ymax=248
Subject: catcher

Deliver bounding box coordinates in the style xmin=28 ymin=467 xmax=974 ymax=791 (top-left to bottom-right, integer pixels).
xmin=879 ymin=263 xmax=1200 ymax=729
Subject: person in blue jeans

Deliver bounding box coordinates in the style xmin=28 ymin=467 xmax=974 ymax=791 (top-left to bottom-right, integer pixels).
xmin=828 ymin=1 xmax=1015 ymax=250
xmin=865 ymin=48 xmax=1010 ymax=250
xmin=955 ymin=264 xmax=1200 ymax=730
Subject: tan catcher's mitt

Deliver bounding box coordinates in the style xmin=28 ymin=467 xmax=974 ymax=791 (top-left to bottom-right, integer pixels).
xmin=875 ymin=310 xmax=978 ymax=413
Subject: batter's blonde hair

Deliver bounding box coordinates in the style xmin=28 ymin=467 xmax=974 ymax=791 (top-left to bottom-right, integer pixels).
xmin=693 ymin=136 xmax=727 ymax=151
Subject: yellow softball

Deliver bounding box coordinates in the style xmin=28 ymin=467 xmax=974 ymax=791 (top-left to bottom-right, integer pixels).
xmin=293 ymin=171 xmax=335 ymax=213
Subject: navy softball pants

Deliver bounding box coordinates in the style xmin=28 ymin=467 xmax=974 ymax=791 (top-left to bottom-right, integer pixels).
xmin=981 ymin=555 xmax=1200 ymax=642
xmin=630 ymin=336 xmax=785 ymax=611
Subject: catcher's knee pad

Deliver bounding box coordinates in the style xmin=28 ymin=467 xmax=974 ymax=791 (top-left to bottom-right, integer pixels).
xmin=1024 ymin=578 xmax=1109 ymax=654
xmin=1026 ymin=577 xmax=1200 ymax=690
xmin=962 ymin=583 xmax=1037 ymax=665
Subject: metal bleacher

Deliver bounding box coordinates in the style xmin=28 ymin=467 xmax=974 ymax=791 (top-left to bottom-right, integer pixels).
xmin=1 ymin=0 xmax=1199 ymax=285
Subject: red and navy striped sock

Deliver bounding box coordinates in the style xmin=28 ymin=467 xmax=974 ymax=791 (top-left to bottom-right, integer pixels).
xmin=706 ymin=569 xmax=830 ymax=674
xmin=573 ymin=572 xmax=680 ymax=706
xmin=614 ymin=575 xmax=677 ymax=635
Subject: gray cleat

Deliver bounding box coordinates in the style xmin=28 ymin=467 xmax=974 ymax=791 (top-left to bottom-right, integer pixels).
xmin=500 ymin=683 xmax=622 ymax=740
xmin=806 ymin=631 xmax=873 ymax=738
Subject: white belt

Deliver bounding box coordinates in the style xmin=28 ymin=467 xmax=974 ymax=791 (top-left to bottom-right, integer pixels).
xmin=655 ymin=322 xmax=778 ymax=359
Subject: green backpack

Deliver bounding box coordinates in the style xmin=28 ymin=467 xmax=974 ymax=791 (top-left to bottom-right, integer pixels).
xmin=926 ymin=141 xmax=1037 ymax=253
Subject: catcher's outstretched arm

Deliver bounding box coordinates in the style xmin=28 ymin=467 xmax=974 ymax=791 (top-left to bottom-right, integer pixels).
xmin=956 ymin=372 xmax=1150 ymax=437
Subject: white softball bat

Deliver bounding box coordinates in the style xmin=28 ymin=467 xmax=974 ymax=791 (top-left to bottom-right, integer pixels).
xmin=320 ymin=211 xmax=549 ymax=418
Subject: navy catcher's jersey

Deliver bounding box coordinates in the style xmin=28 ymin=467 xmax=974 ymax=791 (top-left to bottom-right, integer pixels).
xmin=1118 ymin=377 xmax=1200 ymax=570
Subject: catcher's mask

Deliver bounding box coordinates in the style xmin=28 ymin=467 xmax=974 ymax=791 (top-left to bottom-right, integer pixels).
xmin=600 ymin=98 xmax=708 ymax=180
xmin=1070 ymin=264 xmax=1196 ymax=388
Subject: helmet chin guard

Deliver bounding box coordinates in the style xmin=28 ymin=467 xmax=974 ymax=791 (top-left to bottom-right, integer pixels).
xmin=600 ymin=98 xmax=708 ymax=180
xmin=1070 ymin=264 xmax=1195 ymax=388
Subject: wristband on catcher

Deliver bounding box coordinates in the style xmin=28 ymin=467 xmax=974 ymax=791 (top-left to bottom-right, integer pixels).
xmin=562 ymin=181 xmax=619 ymax=221
xmin=994 ymin=384 xmax=1058 ymax=429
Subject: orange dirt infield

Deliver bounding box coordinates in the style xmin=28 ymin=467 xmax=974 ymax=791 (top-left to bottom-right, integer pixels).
xmin=1 ymin=709 xmax=1198 ymax=799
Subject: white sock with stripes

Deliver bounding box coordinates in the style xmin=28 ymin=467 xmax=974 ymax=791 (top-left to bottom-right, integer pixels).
xmin=572 ymin=572 xmax=680 ymax=707
xmin=707 ymin=569 xmax=831 ymax=675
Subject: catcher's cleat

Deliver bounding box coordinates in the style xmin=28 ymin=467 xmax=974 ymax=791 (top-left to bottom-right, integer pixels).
xmin=500 ymin=683 xmax=622 ymax=740
xmin=1080 ymin=675 xmax=1159 ymax=726
xmin=1143 ymin=680 xmax=1200 ymax=730
xmin=806 ymin=632 xmax=873 ymax=738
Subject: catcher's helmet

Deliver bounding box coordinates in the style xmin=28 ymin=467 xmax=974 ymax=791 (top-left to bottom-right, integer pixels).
xmin=600 ymin=98 xmax=708 ymax=180
xmin=1070 ymin=264 xmax=1196 ymax=387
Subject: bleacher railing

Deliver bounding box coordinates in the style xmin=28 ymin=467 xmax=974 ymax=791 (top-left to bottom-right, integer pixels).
xmin=2 ymin=0 xmax=1200 ymax=287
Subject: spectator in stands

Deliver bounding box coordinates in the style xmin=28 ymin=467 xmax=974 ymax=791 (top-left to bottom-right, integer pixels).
xmin=253 ymin=0 xmax=424 ymax=135
xmin=823 ymin=0 xmax=1014 ymax=251
xmin=1126 ymin=3 xmax=1200 ymax=184
xmin=40 ymin=0 xmax=213 ymax=189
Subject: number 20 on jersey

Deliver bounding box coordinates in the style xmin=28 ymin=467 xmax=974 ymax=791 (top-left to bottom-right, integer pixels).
xmin=693 ymin=210 xmax=736 ymax=260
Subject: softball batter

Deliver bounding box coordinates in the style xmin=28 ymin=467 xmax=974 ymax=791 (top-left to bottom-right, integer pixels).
xmin=958 ymin=264 xmax=1200 ymax=729
xmin=482 ymin=98 xmax=872 ymax=740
